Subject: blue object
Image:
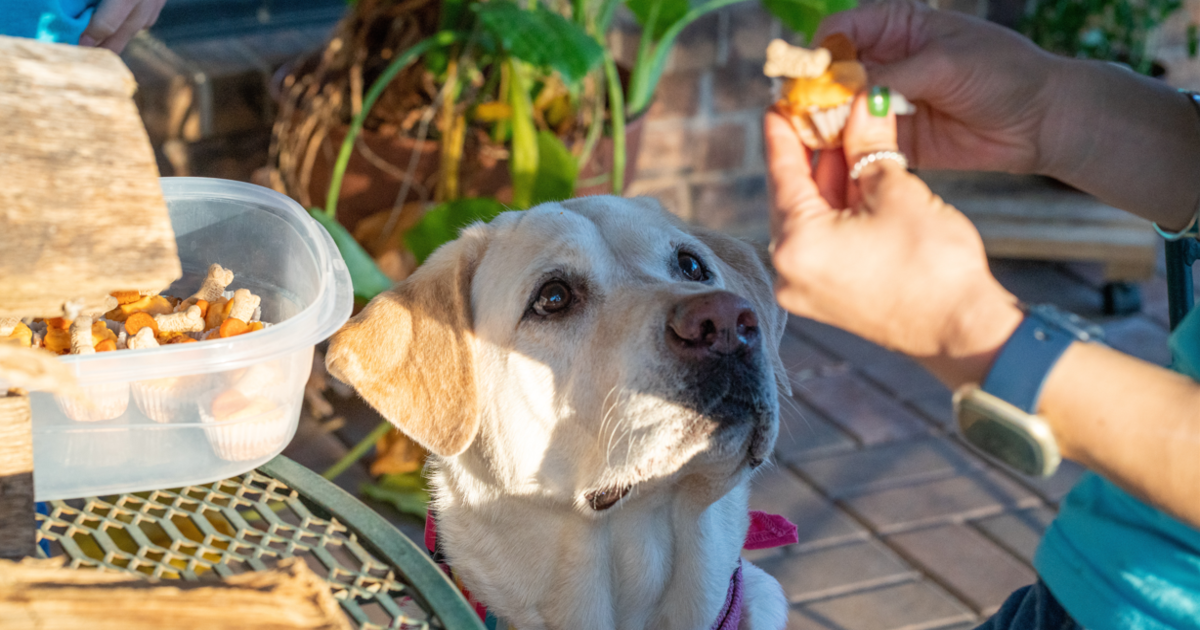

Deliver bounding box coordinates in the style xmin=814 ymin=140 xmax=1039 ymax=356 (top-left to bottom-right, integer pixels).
xmin=1033 ymin=307 xmax=1200 ymax=630
xmin=35 ymin=502 xmax=50 ymax=556
xmin=0 ymin=1 xmax=99 ymax=45
xmin=982 ymin=305 xmax=1095 ymax=413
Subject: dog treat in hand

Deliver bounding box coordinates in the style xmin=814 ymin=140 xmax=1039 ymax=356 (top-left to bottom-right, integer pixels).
xmin=766 ymin=35 xmax=869 ymax=149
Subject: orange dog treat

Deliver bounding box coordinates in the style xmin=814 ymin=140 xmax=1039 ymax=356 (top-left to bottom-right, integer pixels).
xmin=124 ymin=312 xmax=159 ymax=337
xmin=218 ymin=317 xmax=251 ymax=338
xmin=106 ymin=294 xmax=174 ymax=323
xmin=1 ymin=318 xmax=33 ymax=348
xmin=205 ymin=297 xmax=231 ymax=331
xmin=111 ymin=290 xmax=142 ymax=305
xmin=765 ymin=36 xmax=867 ymax=149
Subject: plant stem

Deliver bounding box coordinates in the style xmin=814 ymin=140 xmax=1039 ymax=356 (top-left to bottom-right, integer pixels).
xmin=576 ymin=70 xmax=605 ymax=171
xmin=508 ymin=58 xmax=539 ymax=208
xmin=325 ymin=30 xmax=461 ymax=220
xmin=436 ymin=57 xmax=464 ymax=202
xmin=322 ymin=420 xmax=394 ymax=481
xmin=604 ymin=54 xmax=625 ymax=195
xmin=625 ymin=0 xmax=749 ymax=116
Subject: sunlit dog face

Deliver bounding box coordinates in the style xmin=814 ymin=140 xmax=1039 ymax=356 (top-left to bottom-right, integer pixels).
xmin=327 ymin=196 xmax=790 ymax=514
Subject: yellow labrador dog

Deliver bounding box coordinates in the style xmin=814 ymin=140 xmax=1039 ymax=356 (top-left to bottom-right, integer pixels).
xmin=327 ymin=196 xmax=791 ymax=630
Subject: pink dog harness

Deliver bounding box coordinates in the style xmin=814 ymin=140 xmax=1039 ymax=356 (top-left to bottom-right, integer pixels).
xmin=425 ymin=510 xmax=798 ymax=630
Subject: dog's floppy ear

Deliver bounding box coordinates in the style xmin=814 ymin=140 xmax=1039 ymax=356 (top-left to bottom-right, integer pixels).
xmin=690 ymin=226 xmax=793 ymax=397
xmin=326 ymin=226 xmax=489 ymax=457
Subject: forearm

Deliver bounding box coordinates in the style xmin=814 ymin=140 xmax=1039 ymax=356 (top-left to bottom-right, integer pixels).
xmin=1038 ymin=342 xmax=1200 ymax=529
xmin=917 ymin=292 xmax=1200 ymax=529
xmin=1038 ymin=58 xmax=1200 ymax=229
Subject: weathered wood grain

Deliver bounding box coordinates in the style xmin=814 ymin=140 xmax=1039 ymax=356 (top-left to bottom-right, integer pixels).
xmin=0 ymin=393 xmax=33 ymax=561
xmin=0 ymin=557 xmax=354 ymax=630
xmin=0 ymin=36 xmax=181 ymax=318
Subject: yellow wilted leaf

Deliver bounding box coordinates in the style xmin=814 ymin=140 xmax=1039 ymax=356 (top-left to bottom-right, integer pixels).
xmin=370 ymin=429 xmax=427 ymax=477
xmin=473 ymin=101 xmax=513 ymax=123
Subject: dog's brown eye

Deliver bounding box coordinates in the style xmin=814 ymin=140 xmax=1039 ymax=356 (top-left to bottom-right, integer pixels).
xmin=678 ymin=252 xmax=706 ymax=282
xmin=533 ymin=281 xmax=572 ymax=316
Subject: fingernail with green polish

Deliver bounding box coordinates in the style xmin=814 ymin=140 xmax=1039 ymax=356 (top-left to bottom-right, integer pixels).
xmin=868 ymin=86 xmax=890 ymax=117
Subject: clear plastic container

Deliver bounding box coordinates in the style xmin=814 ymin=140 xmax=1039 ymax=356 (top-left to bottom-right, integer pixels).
xmin=29 ymin=178 xmax=353 ymax=500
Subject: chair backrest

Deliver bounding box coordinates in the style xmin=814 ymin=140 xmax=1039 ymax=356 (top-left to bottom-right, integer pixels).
xmin=1164 ymin=239 xmax=1200 ymax=330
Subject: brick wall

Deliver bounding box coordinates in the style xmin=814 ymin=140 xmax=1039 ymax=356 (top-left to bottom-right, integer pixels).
xmin=610 ymin=4 xmax=786 ymax=241
xmin=614 ymin=0 xmax=1200 ymax=241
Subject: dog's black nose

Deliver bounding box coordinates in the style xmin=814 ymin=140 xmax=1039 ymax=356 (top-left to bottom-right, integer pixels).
xmin=667 ymin=291 xmax=760 ymax=358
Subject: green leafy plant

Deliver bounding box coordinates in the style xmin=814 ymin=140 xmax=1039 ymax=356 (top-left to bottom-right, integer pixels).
xmin=1023 ymin=0 xmax=1182 ymax=75
xmin=280 ymin=0 xmax=856 ymax=304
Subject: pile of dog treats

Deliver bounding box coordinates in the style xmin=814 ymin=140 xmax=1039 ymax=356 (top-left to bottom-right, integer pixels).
xmin=0 ymin=264 xmax=267 ymax=355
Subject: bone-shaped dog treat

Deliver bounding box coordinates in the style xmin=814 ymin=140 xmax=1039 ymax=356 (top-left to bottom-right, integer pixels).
xmin=154 ymin=305 xmax=205 ymax=333
xmin=193 ymin=264 xmax=234 ymax=303
xmin=69 ymin=316 xmax=96 ymax=355
xmin=764 ymin=39 xmax=830 ymax=79
xmin=127 ymin=327 xmax=160 ymax=350
xmin=228 ymin=289 xmax=261 ymax=323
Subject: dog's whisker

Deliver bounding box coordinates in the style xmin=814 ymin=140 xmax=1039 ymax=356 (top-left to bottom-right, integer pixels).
xmin=601 ymin=388 xmax=629 ymax=468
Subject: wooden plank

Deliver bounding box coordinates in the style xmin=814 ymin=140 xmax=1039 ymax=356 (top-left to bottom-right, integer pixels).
xmin=920 ymin=170 xmax=1159 ymax=281
xmin=0 ymin=393 xmax=33 ymax=561
xmin=0 ymin=557 xmax=353 ymax=630
xmin=0 ymin=36 xmax=181 ymax=319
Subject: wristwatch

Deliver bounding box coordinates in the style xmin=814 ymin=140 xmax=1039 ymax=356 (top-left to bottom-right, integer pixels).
xmin=953 ymin=304 xmax=1103 ymax=477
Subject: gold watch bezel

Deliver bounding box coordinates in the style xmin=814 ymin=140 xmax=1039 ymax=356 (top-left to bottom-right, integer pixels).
xmin=953 ymin=384 xmax=1061 ymax=478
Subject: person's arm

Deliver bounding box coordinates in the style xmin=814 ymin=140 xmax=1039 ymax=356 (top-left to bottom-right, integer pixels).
xmin=814 ymin=0 xmax=1200 ymax=229
xmin=768 ymin=96 xmax=1200 ymax=530
xmin=1042 ymin=59 xmax=1200 ymax=230
xmin=921 ymin=289 xmax=1200 ymax=528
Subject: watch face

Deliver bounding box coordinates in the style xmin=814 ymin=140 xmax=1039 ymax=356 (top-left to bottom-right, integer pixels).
xmin=954 ymin=387 xmax=1061 ymax=478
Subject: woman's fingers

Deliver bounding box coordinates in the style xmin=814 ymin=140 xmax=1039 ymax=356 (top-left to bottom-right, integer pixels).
xmin=813 ymin=149 xmax=848 ymax=209
xmin=765 ymin=110 xmax=833 ymax=222
xmin=79 ymin=0 xmax=165 ymax=53
xmin=842 ymin=89 xmax=911 ymax=210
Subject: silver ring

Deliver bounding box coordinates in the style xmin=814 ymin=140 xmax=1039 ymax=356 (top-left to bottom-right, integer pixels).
xmin=849 ymin=150 xmax=908 ymax=180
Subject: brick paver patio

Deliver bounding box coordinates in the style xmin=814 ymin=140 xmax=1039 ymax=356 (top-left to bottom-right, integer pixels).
xmin=283 ymin=251 xmax=1178 ymax=630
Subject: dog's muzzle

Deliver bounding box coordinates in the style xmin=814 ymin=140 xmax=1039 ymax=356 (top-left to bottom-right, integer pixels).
xmin=666 ymin=291 xmax=771 ymax=428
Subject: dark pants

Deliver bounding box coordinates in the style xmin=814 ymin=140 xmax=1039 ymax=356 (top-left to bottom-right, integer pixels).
xmin=974 ymin=581 xmax=1083 ymax=630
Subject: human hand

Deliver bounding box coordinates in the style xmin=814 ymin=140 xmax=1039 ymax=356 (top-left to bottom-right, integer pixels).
xmin=766 ymin=93 xmax=1023 ymax=387
xmin=814 ymin=0 xmax=1063 ymax=175
xmin=78 ymin=0 xmax=166 ymax=53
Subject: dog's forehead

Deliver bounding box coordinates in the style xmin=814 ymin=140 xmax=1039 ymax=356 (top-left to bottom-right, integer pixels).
xmin=483 ymin=200 xmax=693 ymax=275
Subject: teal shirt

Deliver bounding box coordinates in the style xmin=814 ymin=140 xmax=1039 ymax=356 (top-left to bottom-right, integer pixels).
xmin=1035 ymin=309 xmax=1200 ymax=629
xmin=0 ymin=1 xmax=98 ymax=45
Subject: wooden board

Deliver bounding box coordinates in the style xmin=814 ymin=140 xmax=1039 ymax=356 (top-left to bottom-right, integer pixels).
xmin=919 ymin=171 xmax=1159 ymax=282
xmin=0 ymin=36 xmax=181 ymax=319
xmin=0 ymin=557 xmax=353 ymax=630
xmin=0 ymin=393 xmax=33 ymax=561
